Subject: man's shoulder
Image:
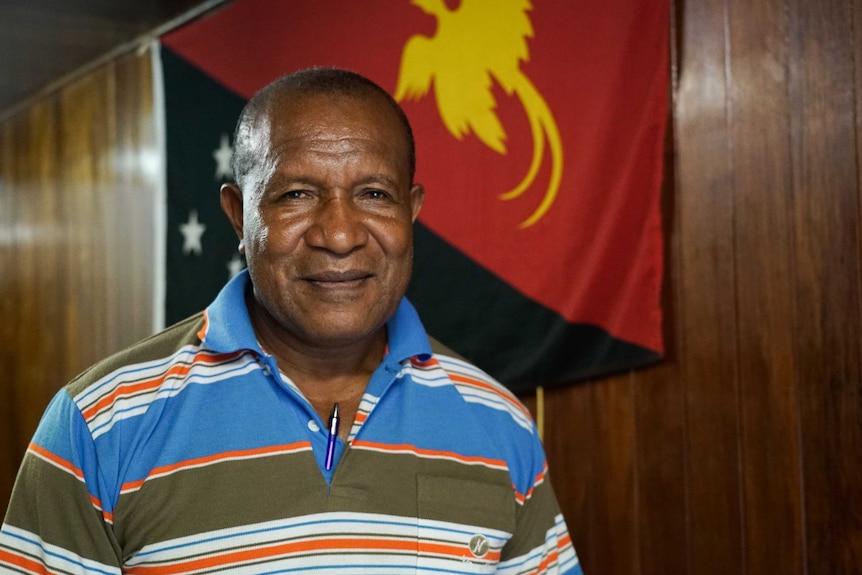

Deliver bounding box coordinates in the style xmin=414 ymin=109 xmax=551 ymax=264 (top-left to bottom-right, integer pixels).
xmin=65 ymin=312 xmax=206 ymax=398
xmin=411 ymin=337 xmax=535 ymax=434
xmin=422 ymin=336 xmax=520 ymax=401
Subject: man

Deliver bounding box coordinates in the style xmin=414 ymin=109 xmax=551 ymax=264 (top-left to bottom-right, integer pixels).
xmin=1 ymin=68 xmax=581 ymax=574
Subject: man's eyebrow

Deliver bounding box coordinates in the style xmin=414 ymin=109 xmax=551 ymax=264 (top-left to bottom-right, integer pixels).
xmin=356 ymin=175 xmax=399 ymax=188
xmin=266 ymin=174 xmax=318 ymax=188
xmin=259 ymin=174 xmax=400 ymax=196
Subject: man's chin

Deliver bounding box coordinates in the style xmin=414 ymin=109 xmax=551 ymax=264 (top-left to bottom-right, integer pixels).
xmin=301 ymin=314 xmax=388 ymax=346
xmin=252 ymin=290 xmax=399 ymax=351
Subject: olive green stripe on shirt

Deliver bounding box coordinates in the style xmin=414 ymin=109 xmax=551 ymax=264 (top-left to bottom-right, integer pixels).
xmin=113 ymin=450 xmax=324 ymax=553
xmin=113 ymin=445 xmax=518 ymax=553
xmin=500 ymin=474 xmax=568 ymax=561
xmin=4 ymin=453 xmax=122 ymax=565
xmin=336 ymin=448 xmax=516 ymax=532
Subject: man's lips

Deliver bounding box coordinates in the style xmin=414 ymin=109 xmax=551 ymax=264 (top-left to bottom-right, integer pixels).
xmin=302 ymin=270 xmax=372 ymax=285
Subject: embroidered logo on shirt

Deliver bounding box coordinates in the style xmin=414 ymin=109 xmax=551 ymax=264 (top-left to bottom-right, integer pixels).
xmin=468 ymin=534 xmax=489 ymax=558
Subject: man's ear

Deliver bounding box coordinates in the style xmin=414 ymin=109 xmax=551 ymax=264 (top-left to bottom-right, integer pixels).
xmin=409 ymin=183 xmax=425 ymax=222
xmin=220 ymin=183 xmax=245 ymax=250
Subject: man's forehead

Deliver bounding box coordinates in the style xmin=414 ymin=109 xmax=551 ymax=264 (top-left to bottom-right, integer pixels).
xmin=255 ymin=94 xmax=405 ymax=153
xmin=271 ymin=132 xmax=390 ymax=156
xmin=264 ymin=90 xmax=387 ymax=124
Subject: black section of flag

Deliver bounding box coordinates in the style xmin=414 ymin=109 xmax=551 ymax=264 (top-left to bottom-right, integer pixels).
xmin=163 ymin=46 xmax=247 ymax=325
xmin=408 ymin=223 xmax=661 ymax=392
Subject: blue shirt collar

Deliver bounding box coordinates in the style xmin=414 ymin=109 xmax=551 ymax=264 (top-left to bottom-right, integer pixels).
xmin=200 ymin=270 xmax=432 ymax=364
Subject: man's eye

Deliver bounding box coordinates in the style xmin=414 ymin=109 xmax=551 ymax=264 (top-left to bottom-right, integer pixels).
xmin=283 ymin=190 xmax=308 ymax=199
xmin=364 ymin=189 xmax=389 ymax=200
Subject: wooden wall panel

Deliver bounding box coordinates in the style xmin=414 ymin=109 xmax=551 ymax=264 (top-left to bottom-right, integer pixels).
xmin=0 ymin=51 xmax=158 ymax=507
xmin=727 ymin=0 xmax=804 ymax=572
xmin=62 ymin=71 xmax=109 ymax=375
xmin=0 ymin=118 xmax=22 ymax=504
xmin=674 ymin=0 xmax=744 ymax=572
xmin=19 ymin=99 xmax=63 ymax=457
xmin=630 ymin=96 xmax=688 ymax=575
xmin=2 ymin=1 xmax=862 ymax=573
xmin=546 ymin=375 xmax=639 ymax=575
xmin=114 ymin=53 xmax=159 ymax=346
xmin=542 ymin=382 xmax=594 ymax=572
xmin=788 ymin=1 xmax=862 ymax=573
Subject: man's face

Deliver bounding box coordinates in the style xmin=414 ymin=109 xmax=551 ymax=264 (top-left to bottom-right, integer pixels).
xmin=222 ymin=93 xmax=424 ymax=350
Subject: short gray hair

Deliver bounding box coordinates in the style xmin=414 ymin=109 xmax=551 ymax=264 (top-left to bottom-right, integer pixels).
xmin=230 ymin=67 xmax=416 ymax=190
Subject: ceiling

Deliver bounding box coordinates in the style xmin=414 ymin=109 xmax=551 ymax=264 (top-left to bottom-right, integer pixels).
xmin=0 ymin=0 xmax=228 ymax=119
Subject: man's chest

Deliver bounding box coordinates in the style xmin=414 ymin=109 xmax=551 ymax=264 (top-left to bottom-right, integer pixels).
xmin=113 ymin=446 xmax=516 ymax=574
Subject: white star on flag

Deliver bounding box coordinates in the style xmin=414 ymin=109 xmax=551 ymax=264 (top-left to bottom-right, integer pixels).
xmin=213 ymin=133 xmax=233 ymax=180
xmin=179 ymin=210 xmax=206 ymax=255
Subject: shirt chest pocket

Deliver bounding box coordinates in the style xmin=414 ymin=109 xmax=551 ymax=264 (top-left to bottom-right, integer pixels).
xmin=416 ymin=475 xmax=516 ymax=573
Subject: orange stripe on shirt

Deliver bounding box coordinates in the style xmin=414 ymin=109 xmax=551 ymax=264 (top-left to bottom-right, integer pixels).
xmin=120 ymin=442 xmax=312 ymax=493
xmin=126 ymin=536 xmax=497 ymax=575
xmin=87 ymin=493 xmax=115 ymax=525
xmin=448 ymin=373 xmax=533 ymax=420
xmin=351 ymin=440 xmax=508 ymax=469
xmin=196 ymin=309 xmax=209 ymax=342
xmin=28 ymin=443 xmax=84 ymax=481
xmin=81 ymin=351 xmax=240 ymax=421
xmin=0 ymin=548 xmax=59 ymax=575
xmin=120 ymin=478 xmax=146 ymax=494
xmin=536 ymin=547 xmax=560 ymax=574
xmin=515 ymin=464 xmax=549 ymax=504
xmin=514 ymin=485 xmax=527 ymax=505
xmin=534 ymin=465 xmax=547 ymax=487
xmin=411 ymin=356 xmax=532 ymax=423
xmin=528 ymin=531 xmax=571 ymax=574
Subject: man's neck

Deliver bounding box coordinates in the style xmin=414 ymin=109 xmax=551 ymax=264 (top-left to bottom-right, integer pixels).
xmin=247 ymin=298 xmax=387 ymax=439
xmin=276 ymin=336 xmax=385 ymax=442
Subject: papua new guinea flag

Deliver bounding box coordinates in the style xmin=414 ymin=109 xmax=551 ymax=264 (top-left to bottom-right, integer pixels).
xmin=161 ymin=0 xmax=668 ymax=392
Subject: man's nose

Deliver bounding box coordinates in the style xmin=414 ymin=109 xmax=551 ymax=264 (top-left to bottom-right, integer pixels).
xmin=304 ymin=195 xmax=369 ymax=253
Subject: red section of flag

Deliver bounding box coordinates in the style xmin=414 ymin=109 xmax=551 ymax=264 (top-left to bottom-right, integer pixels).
xmin=163 ymin=0 xmax=667 ymax=352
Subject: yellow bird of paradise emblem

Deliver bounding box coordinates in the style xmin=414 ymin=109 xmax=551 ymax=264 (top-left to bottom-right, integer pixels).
xmin=395 ymin=0 xmax=563 ymax=228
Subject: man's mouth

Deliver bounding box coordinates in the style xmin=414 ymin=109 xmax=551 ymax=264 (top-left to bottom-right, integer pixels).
xmin=303 ymin=270 xmax=372 ymax=287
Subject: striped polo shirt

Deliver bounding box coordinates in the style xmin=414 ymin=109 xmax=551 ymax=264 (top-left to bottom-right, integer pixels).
xmin=1 ymin=271 xmax=581 ymax=574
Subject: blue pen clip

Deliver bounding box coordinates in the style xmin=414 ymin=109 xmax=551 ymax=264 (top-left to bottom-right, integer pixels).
xmin=325 ymin=403 xmax=340 ymax=471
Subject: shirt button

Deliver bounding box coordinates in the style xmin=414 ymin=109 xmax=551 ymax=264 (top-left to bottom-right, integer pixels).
xmin=307 ymin=420 xmax=320 ymax=433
